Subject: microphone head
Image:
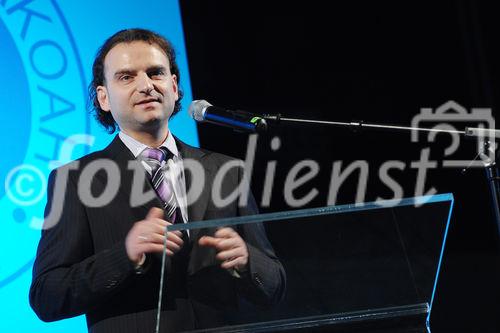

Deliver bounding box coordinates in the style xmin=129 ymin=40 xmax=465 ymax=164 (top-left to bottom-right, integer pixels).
xmin=188 ymin=99 xmax=212 ymax=122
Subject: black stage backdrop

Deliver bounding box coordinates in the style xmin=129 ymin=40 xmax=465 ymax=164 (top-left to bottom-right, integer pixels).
xmin=180 ymin=1 xmax=499 ymax=332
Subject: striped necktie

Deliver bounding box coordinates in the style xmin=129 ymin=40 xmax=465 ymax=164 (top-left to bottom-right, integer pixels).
xmin=140 ymin=147 xmax=177 ymax=220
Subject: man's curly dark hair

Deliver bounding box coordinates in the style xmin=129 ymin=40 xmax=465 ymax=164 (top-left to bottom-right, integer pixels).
xmin=88 ymin=28 xmax=184 ymax=133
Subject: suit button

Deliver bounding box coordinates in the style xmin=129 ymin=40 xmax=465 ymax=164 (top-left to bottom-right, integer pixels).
xmin=253 ymin=274 xmax=263 ymax=286
xmin=106 ymin=280 xmax=118 ymax=288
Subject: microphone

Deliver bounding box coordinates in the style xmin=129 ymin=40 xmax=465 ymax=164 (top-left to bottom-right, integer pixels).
xmin=188 ymin=100 xmax=268 ymax=132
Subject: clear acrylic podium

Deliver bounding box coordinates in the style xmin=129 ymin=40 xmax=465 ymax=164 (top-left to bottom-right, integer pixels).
xmin=159 ymin=194 xmax=454 ymax=333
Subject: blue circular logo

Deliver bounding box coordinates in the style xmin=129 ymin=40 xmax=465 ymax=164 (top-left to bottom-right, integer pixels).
xmin=0 ymin=0 xmax=89 ymax=288
xmin=0 ymin=19 xmax=31 ymax=200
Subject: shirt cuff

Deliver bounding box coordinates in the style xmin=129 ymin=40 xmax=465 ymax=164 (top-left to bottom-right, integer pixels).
xmin=133 ymin=254 xmax=147 ymax=274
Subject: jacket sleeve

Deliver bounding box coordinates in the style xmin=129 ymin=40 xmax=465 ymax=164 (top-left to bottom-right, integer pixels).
xmin=235 ymin=165 xmax=287 ymax=305
xmin=29 ymin=168 xmax=138 ymax=322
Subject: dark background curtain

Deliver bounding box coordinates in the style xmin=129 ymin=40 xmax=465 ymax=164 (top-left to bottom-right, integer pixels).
xmin=180 ymin=1 xmax=499 ymax=331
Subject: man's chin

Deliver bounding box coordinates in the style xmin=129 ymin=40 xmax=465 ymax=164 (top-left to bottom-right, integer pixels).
xmin=140 ymin=116 xmax=168 ymax=130
xmin=141 ymin=118 xmax=161 ymax=127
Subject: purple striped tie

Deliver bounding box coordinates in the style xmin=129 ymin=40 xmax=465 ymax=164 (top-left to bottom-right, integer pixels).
xmin=140 ymin=147 xmax=177 ymax=220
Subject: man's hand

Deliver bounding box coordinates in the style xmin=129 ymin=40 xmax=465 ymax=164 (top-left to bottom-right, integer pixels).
xmin=125 ymin=207 xmax=184 ymax=265
xmin=198 ymin=228 xmax=249 ymax=272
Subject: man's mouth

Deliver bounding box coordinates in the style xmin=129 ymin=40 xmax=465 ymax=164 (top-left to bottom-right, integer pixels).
xmin=136 ymin=98 xmax=160 ymax=105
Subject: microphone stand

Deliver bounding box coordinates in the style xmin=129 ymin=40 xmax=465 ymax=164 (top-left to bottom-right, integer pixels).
xmin=264 ymin=115 xmax=500 ymax=239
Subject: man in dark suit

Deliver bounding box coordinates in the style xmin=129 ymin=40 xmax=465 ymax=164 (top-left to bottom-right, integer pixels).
xmin=29 ymin=28 xmax=285 ymax=333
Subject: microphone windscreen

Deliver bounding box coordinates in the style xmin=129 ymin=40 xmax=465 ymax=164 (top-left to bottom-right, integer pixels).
xmin=188 ymin=99 xmax=212 ymax=121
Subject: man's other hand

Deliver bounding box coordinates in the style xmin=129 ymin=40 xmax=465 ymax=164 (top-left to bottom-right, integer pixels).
xmin=198 ymin=228 xmax=249 ymax=272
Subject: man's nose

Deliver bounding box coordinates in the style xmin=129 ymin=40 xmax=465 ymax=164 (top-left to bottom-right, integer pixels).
xmin=136 ymin=72 xmax=154 ymax=93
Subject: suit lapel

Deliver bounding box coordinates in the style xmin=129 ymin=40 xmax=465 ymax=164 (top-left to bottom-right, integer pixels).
xmin=175 ymin=137 xmax=212 ymax=225
xmin=99 ymin=135 xmax=164 ymax=222
xmin=176 ymin=138 xmax=219 ymax=274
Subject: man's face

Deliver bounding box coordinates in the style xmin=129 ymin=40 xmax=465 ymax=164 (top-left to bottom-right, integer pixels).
xmin=97 ymin=41 xmax=178 ymax=134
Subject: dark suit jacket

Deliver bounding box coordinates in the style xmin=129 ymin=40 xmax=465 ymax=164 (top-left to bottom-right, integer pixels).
xmin=29 ymin=135 xmax=286 ymax=333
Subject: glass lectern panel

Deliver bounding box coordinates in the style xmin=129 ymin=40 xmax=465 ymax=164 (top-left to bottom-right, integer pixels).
xmin=158 ymin=194 xmax=453 ymax=333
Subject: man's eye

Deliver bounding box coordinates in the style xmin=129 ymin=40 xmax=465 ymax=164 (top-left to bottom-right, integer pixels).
xmin=150 ymin=70 xmax=165 ymax=78
xmin=119 ymin=75 xmax=132 ymax=81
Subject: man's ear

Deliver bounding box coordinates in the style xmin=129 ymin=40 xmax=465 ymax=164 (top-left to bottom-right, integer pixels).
xmin=96 ymin=86 xmax=111 ymax=111
xmin=171 ymin=74 xmax=179 ymax=101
